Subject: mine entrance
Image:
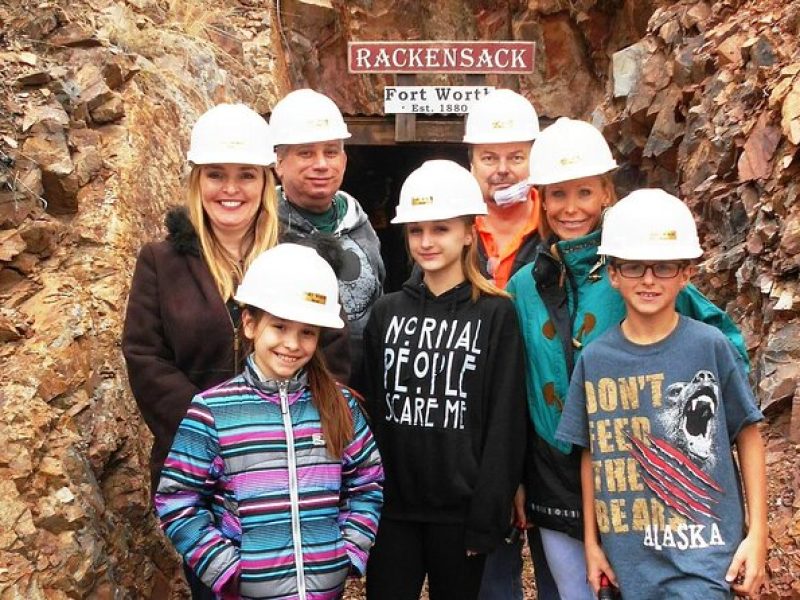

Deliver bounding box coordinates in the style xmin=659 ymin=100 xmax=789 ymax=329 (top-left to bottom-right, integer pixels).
xmin=342 ymin=116 xmax=467 ymax=292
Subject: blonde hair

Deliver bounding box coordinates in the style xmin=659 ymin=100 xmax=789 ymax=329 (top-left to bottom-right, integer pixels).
xmin=462 ymin=217 xmax=510 ymax=301
xmin=537 ymin=172 xmax=617 ymax=240
xmin=186 ymin=165 xmax=280 ymax=300
xmin=405 ymin=217 xmax=510 ymax=302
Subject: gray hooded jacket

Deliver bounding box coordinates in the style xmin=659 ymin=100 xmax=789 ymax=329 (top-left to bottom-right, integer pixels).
xmin=278 ymin=186 xmax=385 ymax=370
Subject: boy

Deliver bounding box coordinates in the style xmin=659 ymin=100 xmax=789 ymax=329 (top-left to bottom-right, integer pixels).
xmin=556 ymin=189 xmax=767 ymax=598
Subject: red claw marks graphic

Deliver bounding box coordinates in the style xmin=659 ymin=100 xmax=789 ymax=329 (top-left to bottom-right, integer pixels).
xmin=648 ymin=434 xmax=723 ymax=493
xmin=628 ymin=432 xmax=724 ymax=523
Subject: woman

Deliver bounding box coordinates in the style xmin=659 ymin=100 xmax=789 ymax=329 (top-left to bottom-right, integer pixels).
xmin=506 ymin=118 xmax=749 ymax=600
xmin=360 ymin=160 xmax=527 ymax=600
xmin=122 ymin=103 xmax=348 ymax=598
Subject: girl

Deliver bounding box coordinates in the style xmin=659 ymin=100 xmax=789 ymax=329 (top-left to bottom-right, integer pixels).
xmin=506 ymin=118 xmax=749 ymax=600
xmin=360 ymin=160 xmax=528 ymax=600
xmin=154 ymin=243 xmax=383 ymax=600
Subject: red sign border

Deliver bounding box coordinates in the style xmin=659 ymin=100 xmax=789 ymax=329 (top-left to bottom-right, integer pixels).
xmin=347 ymin=40 xmax=536 ymax=75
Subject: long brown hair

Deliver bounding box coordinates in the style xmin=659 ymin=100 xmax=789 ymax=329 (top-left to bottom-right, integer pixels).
xmin=186 ymin=165 xmax=280 ymax=300
xmin=241 ymin=308 xmax=353 ymax=458
xmin=537 ymin=172 xmax=617 ymax=240
xmin=307 ymin=350 xmax=353 ymax=458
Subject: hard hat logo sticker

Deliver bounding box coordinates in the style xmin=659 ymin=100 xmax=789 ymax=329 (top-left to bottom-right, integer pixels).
xmin=309 ymin=118 xmax=330 ymax=129
xmin=304 ymin=292 xmax=327 ymax=304
xmin=559 ymin=155 xmax=580 ymax=166
xmin=491 ymin=119 xmax=513 ymax=129
xmin=411 ymin=195 xmax=434 ymax=206
xmin=649 ymin=230 xmax=678 ymax=241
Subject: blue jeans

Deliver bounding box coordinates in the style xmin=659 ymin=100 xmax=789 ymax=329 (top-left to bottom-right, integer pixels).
xmin=478 ymin=528 xmax=561 ymax=600
xmin=539 ymin=527 xmax=594 ymax=600
xmin=478 ymin=535 xmax=523 ymax=600
xmin=529 ymin=527 xmax=562 ymax=600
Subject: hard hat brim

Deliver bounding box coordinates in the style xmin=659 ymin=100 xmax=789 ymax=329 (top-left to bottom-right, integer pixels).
xmin=188 ymin=149 xmax=276 ymax=167
xmin=463 ymin=132 xmax=538 ymax=144
xmin=273 ymin=131 xmax=352 ymax=146
xmin=233 ymin=294 xmax=345 ymax=329
xmin=529 ymin=159 xmax=618 ymax=186
xmin=597 ymin=244 xmax=703 ymax=261
xmin=391 ymin=205 xmax=488 ymax=224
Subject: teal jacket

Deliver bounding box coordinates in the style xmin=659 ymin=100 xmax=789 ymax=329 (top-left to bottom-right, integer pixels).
xmin=507 ymin=230 xmax=748 ymax=455
xmin=507 ymin=230 xmax=748 ymax=537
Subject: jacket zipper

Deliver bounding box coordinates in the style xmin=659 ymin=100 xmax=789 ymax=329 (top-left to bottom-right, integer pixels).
xmin=232 ymin=322 xmax=240 ymax=371
xmin=280 ymin=380 xmax=307 ymax=599
xmin=225 ymin=307 xmax=240 ymax=371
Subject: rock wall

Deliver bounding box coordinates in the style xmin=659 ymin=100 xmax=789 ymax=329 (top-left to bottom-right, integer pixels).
xmin=0 ymin=0 xmax=287 ymax=597
xmin=595 ymin=2 xmax=800 ymax=593
xmin=1 ymin=0 xmax=799 ymax=597
xmin=596 ymin=0 xmax=800 ymax=414
xmin=279 ymin=0 xmax=666 ymax=117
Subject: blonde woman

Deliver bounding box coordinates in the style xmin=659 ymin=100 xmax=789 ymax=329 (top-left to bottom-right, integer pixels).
xmin=124 ymin=103 xmax=350 ymax=597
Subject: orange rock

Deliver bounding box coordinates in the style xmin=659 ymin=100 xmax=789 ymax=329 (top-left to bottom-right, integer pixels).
xmin=738 ymin=111 xmax=781 ymax=181
xmin=781 ymin=81 xmax=800 ymax=144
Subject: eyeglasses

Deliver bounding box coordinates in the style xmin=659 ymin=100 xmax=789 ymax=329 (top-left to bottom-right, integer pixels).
xmin=613 ymin=261 xmax=686 ymax=279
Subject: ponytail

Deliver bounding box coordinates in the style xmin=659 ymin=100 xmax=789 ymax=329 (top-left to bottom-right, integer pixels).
xmin=462 ymin=217 xmax=510 ymax=301
xmin=308 ymin=351 xmax=353 ymax=458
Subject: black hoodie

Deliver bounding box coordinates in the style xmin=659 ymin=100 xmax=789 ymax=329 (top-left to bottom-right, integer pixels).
xmin=358 ymin=270 xmax=527 ymax=553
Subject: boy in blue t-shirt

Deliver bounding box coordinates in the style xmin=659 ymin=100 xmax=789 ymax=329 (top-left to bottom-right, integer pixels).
xmin=556 ymin=189 xmax=767 ymax=599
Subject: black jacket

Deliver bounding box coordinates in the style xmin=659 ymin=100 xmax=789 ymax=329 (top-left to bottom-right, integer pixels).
xmin=358 ymin=271 xmax=527 ymax=553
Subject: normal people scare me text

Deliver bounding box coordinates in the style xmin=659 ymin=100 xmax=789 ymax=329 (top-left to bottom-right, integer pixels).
xmin=382 ymin=315 xmax=481 ymax=431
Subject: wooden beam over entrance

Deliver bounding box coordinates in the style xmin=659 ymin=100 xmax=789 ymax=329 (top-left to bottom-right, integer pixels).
xmin=394 ymin=74 xmax=417 ymax=142
xmin=343 ymin=63 xmax=489 ymax=146
xmin=346 ymin=117 xmax=464 ymax=146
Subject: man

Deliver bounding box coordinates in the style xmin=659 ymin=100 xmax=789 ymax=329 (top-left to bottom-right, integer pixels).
xmin=270 ymin=89 xmax=385 ymax=373
xmin=465 ymin=89 xmax=560 ymax=600
xmin=465 ymin=88 xmax=541 ymax=289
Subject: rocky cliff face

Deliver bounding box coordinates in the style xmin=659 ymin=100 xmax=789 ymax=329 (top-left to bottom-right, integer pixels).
xmin=594 ymin=1 xmax=800 ymax=594
xmin=1 ymin=0 xmax=287 ymax=597
xmin=1 ymin=0 xmax=798 ymax=597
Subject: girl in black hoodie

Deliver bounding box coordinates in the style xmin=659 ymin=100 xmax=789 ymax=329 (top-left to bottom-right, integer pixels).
xmin=360 ymin=160 xmax=528 ymax=600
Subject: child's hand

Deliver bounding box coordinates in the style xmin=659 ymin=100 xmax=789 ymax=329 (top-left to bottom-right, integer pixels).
xmin=513 ymin=485 xmax=530 ymax=529
xmin=725 ymin=532 xmax=767 ymax=597
xmin=585 ymin=542 xmax=617 ymax=594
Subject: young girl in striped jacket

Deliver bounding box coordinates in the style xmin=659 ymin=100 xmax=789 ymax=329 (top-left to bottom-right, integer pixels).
xmin=155 ymin=243 xmax=383 ymax=600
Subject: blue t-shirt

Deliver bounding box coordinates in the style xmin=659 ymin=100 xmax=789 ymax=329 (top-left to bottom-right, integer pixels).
xmin=556 ymin=316 xmax=762 ymax=599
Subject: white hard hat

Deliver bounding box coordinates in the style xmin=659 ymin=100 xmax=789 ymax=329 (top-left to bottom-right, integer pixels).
xmin=234 ymin=244 xmax=344 ymax=329
xmin=598 ymin=189 xmax=703 ymax=260
xmin=463 ymin=89 xmax=540 ymax=144
xmin=529 ymin=117 xmax=617 ymax=185
xmin=392 ymin=160 xmax=487 ymax=224
xmin=187 ymin=103 xmax=276 ymax=166
xmin=270 ymin=89 xmax=352 ymax=146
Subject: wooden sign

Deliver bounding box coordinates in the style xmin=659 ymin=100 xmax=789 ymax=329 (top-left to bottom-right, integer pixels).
xmin=384 ymin=86 xmax=495 ymax=114
xmin=348 ymin=41 xmax=535 ymax=74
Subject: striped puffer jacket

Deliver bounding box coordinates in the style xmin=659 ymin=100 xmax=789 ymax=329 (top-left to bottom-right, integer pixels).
xmin=155 ymin=362 xmax=384 ymax=599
